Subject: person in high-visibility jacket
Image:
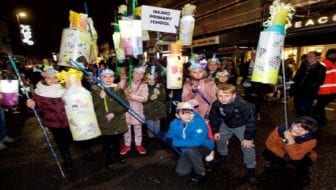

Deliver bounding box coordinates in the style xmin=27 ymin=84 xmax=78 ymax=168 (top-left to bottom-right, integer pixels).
xmin=313 ymin=49 xmax=336 ymax=126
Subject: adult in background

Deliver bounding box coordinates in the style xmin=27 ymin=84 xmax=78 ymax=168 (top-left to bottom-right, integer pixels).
xmin=290 ymin=51 xmax=326 ymax=117
xmin=312 ymin=49 xmax=336 ymax=126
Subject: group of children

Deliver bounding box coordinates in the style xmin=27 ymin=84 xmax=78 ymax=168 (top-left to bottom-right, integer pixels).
xmin=19 ymin=54 xmax=318 ymax=187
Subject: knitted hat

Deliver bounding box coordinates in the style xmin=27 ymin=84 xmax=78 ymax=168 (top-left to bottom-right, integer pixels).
xmin=41 ymin=66 xmax=58 ymax=78
xmin=176 ymin=102 xmax=194 ymax=111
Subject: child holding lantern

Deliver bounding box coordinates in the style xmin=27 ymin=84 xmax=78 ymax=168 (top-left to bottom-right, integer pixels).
xmin=26 ymin=67 xmax=94 ymax=169
xmin=92 ymin=68 xmax=129 ymax=170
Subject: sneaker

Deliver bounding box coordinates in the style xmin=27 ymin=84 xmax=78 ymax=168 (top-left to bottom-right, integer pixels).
xmin=3 ymin=136 xmax=15 ymax=143
xmin=136 ymin=145 xmax=147 ymax=154
xmin=188 ymin=174 xmax=206 ymax=187
xmin=205 ymin=150 xmax=215 ymax=162
xmin=119 ymin=145 xmax=131 ymax=155
xmin=0 ymin=142 xmax=7 ymax=150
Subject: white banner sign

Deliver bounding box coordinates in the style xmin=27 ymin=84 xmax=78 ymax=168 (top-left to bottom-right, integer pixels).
xmin=141 ymin=5 xmax=181 ymax=34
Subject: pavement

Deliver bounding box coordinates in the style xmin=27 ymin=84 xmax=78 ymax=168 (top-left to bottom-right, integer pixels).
xmin=0 ymin=98 xmax=336 ymax=190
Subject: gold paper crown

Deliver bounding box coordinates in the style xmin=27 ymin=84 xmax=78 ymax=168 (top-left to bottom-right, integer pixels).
xmin=56 ymin=68 xmax=83 ymax=85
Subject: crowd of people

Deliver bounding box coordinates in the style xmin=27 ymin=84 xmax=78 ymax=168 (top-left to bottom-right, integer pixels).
xmin=0 ymin=48 xmax=335 ymax=187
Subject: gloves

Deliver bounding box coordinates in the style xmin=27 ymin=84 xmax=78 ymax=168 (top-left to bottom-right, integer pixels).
xmin=163 ymin=137 xmax=173 ymax=147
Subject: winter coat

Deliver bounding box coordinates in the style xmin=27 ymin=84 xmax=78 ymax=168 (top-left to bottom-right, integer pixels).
xmin=144 ymin=83 xmax=167 ymax=120
xmin=209 ymin=96 xmax=257 ymax=140
xmin=92 ymin=85 xmax=129 ymax=135
xmin=318 ymin=59 xmax=336 ymax=95
xmin=32 ymin=82 xmax=68 ymax=128
xmin=291 ymin=62 xmax=326 ymax=99
xmin=125 ymin=82 xmax=148 ymax=125
xmin=166 ymin=112 xmax=214 ymax=152
xmin=182 ymin=78 xmax=217 ymax=118
xmin=266 ymin=127 xmax=317 ymax=161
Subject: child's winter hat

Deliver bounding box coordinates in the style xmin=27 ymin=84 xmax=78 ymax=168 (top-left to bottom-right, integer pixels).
xmin=208 ymin=53 xmax=220 ymax=64
xmin=41 ymin=66 xmax=58 ymax=77
xmin=100 ymin=68 xmax=115 ymax=76
xmin=292 ymin=116 xmax=318 ymax=132
xmin=133 ymin=64 xmax=147 ymax=73
xmin=189 ymin=58 xmax=205 ymax=71
xmin=176 ymin=102 xmax=194 ymax=111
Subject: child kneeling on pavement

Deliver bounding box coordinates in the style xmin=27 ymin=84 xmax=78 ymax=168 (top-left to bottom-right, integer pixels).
xmin=209 ymin=83 xmax=258 ymax=184
xmin=162 ymin=102 xmax=214 ymax=186
xmin=263 ymin=116 xmax=318 ymax=185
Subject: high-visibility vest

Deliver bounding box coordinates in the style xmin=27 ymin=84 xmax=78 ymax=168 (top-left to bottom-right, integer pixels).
xmin=319 ymin=59 xmax=336 ymax=95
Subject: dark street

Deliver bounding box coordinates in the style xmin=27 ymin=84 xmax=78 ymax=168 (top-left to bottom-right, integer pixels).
xmin=1 ymin=99 xmax=336 ymax=190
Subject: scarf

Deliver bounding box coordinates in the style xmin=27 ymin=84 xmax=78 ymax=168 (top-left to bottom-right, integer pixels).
xmin=34 ymin=81 xmax=66 ymax=98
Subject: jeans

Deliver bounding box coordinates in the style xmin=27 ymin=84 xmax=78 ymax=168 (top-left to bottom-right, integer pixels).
xmin=176 ymin=146 xmax=211 ymax=176
xmin=216 ymin=123 xmax=256 ymax=169
xmin=147 ymin=120 xmax=161 ymax=138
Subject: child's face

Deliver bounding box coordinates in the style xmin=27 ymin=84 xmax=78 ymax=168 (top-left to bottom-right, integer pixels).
xmin=133 ymin=71 xmax=145 ymax=82
xmin=177 ymin=109 xmax=195 ymax=123
xmin=207 ymin=62 xmax=218 ymax=72
xmin=218 ymin=75 xmax=229 ymax=83
xmin=101 ymin=74 xmax=115 ymax=86
xmin=147 ymin=78 xmax=155 ymax=85
xmin=217 ymin=90 xmax=236 ymax=104
xmin=290 ymin=123 xmax=310 ymax=137
xmin=44 ymin=75 xmax=59 ymax=85
xmin=190 ymin=68 xmax=205 ymax=80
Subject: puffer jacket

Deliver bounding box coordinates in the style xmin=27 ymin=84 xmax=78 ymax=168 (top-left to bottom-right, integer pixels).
xmin=92 ymin=85 xmax=129 ymax=135
xmin=209 ymin=96 xmax=257 ymax=140
xmin=166 ymin=112 xmax=214 ymax=152
xmin=182 ymin=78 xmax=217 ymax=118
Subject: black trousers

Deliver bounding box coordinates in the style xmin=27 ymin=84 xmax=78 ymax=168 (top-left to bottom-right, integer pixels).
xmin=101 ymin=134 xmax=123 ymax=165
xmin=313 ymin=94 xmax=336 ymax=125
xmin=48 ymin=127 xmax=93 ymax=161
xmin=48 ymin=127 xmax=73 ymax=160
xmin=263 ymin=149 xmax=312 ymax=178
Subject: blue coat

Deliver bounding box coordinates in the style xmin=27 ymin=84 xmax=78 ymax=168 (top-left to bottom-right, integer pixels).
xmin=166 ymin=113 xmax=214 ymax=152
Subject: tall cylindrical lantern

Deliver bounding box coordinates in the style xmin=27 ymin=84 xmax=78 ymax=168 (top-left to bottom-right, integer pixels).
xmin=57 ymin=69 xmax=101 ymax=141
xmin=167 ymin=42 xmax=183 ymax=89
xmin=179 ymin=4 xmax=196 ymax=46
xmin=58 ymin=28 xmax=92 ymax=67
xmin=0 ymin=80 xmax=19 ymax=106
xmin=251 ymin=0 xmax=295 ymax=84
xmin=112 ymin=23 xmax=126 ymax=61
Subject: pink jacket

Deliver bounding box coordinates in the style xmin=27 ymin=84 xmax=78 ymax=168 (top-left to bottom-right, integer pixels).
xmin=125 ymin=82 xmax=149 ymax=125
xmin=182 ymin=78 xmax=217 ymax=118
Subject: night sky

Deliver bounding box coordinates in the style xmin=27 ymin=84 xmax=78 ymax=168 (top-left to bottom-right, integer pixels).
xmin=0 ymin=0 xmax=130 ymax=57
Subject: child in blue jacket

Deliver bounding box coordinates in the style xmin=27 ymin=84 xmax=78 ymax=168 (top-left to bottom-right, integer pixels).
xmin=164 ymin=102 xmax=214 ymax=187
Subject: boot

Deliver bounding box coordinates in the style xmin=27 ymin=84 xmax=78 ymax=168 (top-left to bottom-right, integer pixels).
xmin=188 ymin=173 xmax=206 ymax=187
xmin=246 ymin=168 xmax=258 ymax=185
xmin=62 ymin=152 xmax=73 ymax=169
